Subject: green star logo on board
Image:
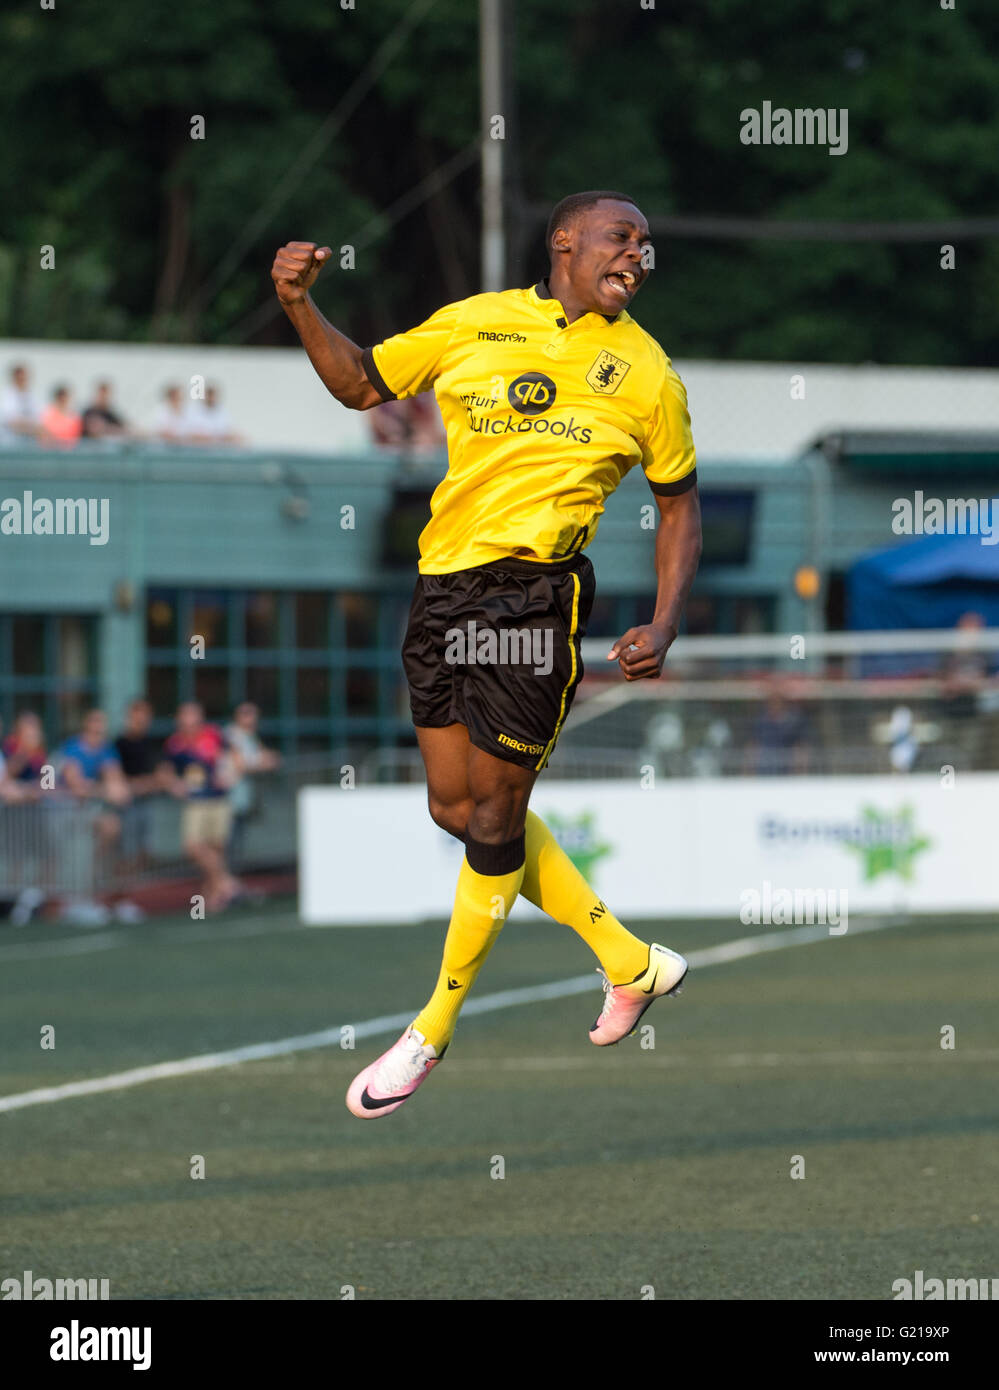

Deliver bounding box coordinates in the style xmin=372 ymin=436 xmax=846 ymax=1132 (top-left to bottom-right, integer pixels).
xmin=844 ymin=804 xmax=931 ymax=882
xmin=544 ymin=810 xmax=612 ymax=881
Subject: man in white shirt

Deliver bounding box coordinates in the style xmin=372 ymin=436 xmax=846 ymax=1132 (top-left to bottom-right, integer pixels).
xmin=0 ymin=364 xmax=42 ymax=438
xmin=185 ymin=384 xmax=242 ymax=446
xmin=152 ymin=384 xmax=193 ymax=444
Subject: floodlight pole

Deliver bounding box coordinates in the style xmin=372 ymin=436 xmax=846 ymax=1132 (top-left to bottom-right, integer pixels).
xmin=479 ymin=0 xmax=506 ymax=292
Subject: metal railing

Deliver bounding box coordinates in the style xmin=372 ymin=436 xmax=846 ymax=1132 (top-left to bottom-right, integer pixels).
xmin=0 ymin=800 xmax=103 ymax=899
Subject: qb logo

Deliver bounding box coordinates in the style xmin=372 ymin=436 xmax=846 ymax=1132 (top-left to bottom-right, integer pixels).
xmin=508 ymin=371 xmax=557 ymax=415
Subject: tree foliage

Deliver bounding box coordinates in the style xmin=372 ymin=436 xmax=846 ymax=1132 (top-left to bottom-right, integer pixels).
xmin=0 ymin=0 xmax=996 ymax=364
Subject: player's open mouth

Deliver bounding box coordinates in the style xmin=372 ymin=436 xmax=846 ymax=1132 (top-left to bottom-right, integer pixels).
xmin=603 ymin=270 xmax=638 ymax=298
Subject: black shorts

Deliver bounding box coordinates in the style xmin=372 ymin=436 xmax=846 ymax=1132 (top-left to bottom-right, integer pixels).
xmin=402 ymin=553 xmax=596 ymax=771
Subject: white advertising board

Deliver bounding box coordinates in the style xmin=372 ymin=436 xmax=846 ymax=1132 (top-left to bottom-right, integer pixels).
xmin=298 ymin=774 xmax=999 ymax=925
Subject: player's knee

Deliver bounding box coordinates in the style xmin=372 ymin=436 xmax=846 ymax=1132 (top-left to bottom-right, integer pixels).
xmin=427 ymin=794 xmax=470 ymax=840
xmin=467 ymin=788 xmax=529 ymax=845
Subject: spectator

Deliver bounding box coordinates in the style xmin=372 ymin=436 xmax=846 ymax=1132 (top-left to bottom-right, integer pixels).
xmin=114 ymin=698 xmax=163 ymax=869
xmin=0 ymin=715 xmax=47 ymax=926
xmin=153 ymin=384 xmax=191 ymax=444
xmin=0 ymin=363 xmax=42 ymax=439
xmin=162 ymin=701 xmax=242 ymax=912
xmin=940 ymin=610 xmax=989 ymax=765
xmin=745 ymin=686 xmax=812 ymax=775
xmin=224 ymin=701 xmax=281 ymax=866
xmin=942 ymin=611 xmax=988 ymax=711
xmin=185 ymin=384 xmax=243 ymax=446
xmin=58 ymin=710 xmax=139 ymax=924
xmin=2 ymin=710 xmax=48 ymax=795
xmin=81 ymin=380 xmax=128 ymax=440
xmin=0 ymin=717 xmax=20 ymax=804
xmin=59 ymin=705 xmax=130 ymax=826
xmin=40 ymin=385 xmax=82 ymax=448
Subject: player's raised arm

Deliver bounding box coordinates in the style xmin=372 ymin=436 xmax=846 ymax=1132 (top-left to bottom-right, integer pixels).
xmin=270 ymin=241 xmax=383 ymax=410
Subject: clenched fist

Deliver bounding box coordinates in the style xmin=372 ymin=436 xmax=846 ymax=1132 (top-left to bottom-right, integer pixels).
xmin=271 ymin=241 xmax=333 ymax=307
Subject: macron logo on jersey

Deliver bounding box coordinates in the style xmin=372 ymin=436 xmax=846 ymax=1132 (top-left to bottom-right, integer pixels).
xmin=478 ymin=330 xmax=527 ymax=343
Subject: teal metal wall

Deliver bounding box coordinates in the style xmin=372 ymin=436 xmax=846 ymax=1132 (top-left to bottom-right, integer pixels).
xmin=0 ymin=444 xmax=908 ymax=743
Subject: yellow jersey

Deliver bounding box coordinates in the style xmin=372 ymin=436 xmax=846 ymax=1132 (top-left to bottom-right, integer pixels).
xmin=362 ymin=279 xmax=696 ymax=575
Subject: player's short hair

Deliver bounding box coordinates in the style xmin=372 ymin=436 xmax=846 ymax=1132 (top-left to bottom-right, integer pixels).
xmin=546 ymin=190 xmax=640 ymax=258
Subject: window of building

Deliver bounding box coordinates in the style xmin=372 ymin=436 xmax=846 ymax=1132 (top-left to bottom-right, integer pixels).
xmin=144 ymin=587 xmax=410 ymax=754
xmin=0 ymin=613 xmax=99 ymax=744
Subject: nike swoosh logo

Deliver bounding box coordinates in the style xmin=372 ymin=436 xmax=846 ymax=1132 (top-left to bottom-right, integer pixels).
xmin=641 ymin=969 xmax=660 ymax=995
xmin=360 ymin=1087 xmax=402 ymax=1110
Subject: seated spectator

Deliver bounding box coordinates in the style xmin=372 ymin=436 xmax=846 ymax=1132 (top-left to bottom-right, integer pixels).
xmin=81 ymin=381 xmax=128 ymax=440
xmin=114 ymin=697 xmax=163 ymax=869
xmin=161 ymin=702 xmax=243 ymax=912
xmin=0 ymin=363 xmax=42 ymax=439
xmin=2 ymin=710 xmax=48 ymax=796
xmin=153 ymin=384 xmax=191 ymax=444
xmin=40 ymin=385 xmax=82 ymax=448
xmin=185 ymin=384 xmax=243 ymax=446
xmin=224 ymin=701 xmax=281 ymax=866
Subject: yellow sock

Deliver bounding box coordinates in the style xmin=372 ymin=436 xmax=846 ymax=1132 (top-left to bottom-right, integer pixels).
xmin=412 ymin=852 xmax=525 ymax=1052
xmin=520 ymin=810 xmax=649 ymax=983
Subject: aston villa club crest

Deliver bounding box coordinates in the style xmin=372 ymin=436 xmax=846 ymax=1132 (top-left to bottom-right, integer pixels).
xmin=586 ymin=350 xmax=631 ymax=394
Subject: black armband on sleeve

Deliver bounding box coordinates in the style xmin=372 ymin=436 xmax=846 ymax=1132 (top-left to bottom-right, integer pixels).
xmin=648 ymin=469 xmax=697 ymax=497
xmin=360 ymin=347 xmax=396 ymax=403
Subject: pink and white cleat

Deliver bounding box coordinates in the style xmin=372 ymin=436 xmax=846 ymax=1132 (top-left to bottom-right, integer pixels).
xmin=346 ymin=1026 xmax=445 ymax=1119
xmin=589 ymin=943 xmax=688 ymax=1046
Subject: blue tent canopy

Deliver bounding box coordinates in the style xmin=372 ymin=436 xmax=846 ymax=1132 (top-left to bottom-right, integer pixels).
xmin=847 ymin=529 xmax=999 ymax=631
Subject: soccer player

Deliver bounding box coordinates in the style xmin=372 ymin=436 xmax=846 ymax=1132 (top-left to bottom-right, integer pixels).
xmin=271 ymin=191 xmax=702 ymax=1119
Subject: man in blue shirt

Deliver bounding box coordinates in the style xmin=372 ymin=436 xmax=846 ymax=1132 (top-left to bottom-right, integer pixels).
xmin=60 ymin=709 xmax=130 ymax=803
xmin=59 ymin=708 xmax=131 ymax=900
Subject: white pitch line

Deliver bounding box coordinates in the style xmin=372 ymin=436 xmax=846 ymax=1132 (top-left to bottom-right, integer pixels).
xmin=0 ymin=916 xmax=903 ymax=1114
